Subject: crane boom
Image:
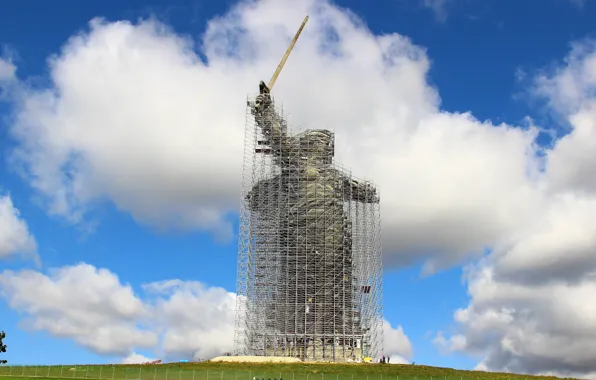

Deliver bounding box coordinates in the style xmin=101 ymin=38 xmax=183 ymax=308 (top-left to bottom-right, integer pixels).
xmin=266 ymin=15 xmax=309 ymax=91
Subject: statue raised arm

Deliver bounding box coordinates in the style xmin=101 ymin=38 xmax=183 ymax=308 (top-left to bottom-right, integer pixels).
xmin=249 ymin=16 xmax=309 ymax=161
xmin=250 ymin=80 xmax=291 ymax=161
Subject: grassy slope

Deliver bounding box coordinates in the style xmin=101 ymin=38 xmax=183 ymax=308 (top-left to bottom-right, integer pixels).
xmin=0 ymin=362 xmax=574 ymax=380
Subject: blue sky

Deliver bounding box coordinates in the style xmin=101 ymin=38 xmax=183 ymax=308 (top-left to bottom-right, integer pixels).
xmin=1 ymin=0 xmax=596 ymax=376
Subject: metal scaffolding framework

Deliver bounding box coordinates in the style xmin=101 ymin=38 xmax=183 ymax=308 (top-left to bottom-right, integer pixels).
xmin=233 ymin=91 xmax=384 ymax=362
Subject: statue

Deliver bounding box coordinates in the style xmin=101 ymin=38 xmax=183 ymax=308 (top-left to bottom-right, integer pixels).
xmin=240 ymin=15 xmax=380 ymax=360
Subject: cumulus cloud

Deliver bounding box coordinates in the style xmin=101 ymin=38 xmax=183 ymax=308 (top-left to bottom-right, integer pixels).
xmin=122 ymin=352 xmax=155 ymax=364
xmin=421 ymin=0 xmax=449 ymax=21
xmin=0 ymin=195 xmax=37 ymax=261
xmin=533 ymin=40 xmax=596 ymax=196
xmin=534 ymin=40 xmax=596 ymax=115
xmin=0 ymin=263 xmax=411 ymax=362
xmin=567 ymin=0 xmax=586 ymax=9
xmin=143 ymin=279 xmax=236 ymax=360
xmin=0 ymin=0 xmax=544 ymax=273
xmin=439 ymin=266 xmax=596 ymax=377
xmin=383 ymin=320 xmax=412 ymax=364
xmin=493 ymin=194 xmax=596 ymax=285
xmin=0 ymin=263 xmax=156 ymax=356
xmin=0 ymin=263 xmax=236 ymax=360
xmin=0 ymin=58 xmax=16 ymax=81
xmin=439 ymin=40 xmax=596 ymax=377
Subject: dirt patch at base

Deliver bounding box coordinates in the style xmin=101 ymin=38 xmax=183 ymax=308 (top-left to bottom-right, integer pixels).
xmin=210 ymin=356 xmax=303 ymax=363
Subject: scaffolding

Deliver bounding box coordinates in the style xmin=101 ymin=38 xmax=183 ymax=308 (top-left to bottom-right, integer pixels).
xmin=233 ymin=90 xmax=384 ymax=362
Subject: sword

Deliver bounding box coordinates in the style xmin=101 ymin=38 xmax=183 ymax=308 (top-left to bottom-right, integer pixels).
xmin=260 ymin=15 xmax=309 ymax=94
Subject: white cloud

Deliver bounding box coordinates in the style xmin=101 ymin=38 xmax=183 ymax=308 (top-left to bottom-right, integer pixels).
xmin=533 ymin=40 xmax=596 ymax=196
xmin=0 ymin=195 xmax=37 ymax=261
xmin=492 ymin=194 xmax=596 ymax=284
xmin=1 ymin=0 xmax=544 ymax=273
xmin=440 ymin=266 xmax=596 ymax=377
xmin=0 ymin=263 xmax=411 ymax=363
xmin=438 ymin=40 xmax=596 ymax=377
xmin=122 ymin=352 xmax=155 ymax=364
xmin=421 ymin=0 xmax=449 ymax=21
xmin=0 ymin=263 xmax=236 ymax=360
xmin=534 ymin=39 xmax=596 ymax=115
xmin=143 ymin=279 xmax=236 ymax=360
xmin=383 ymin=320 xmax=412 ymax=364
xmin=0 ymin=263 xmax=412 ymax=363
xmin=0 ymin=263 xmax=157 ymax=356
xmin=433 ymin=331 xmax=466 ymax=353
xmin=568 ymin=0 xmax=586 ymax=9
xmin=0 ymin=58 xmax=16 ymax=81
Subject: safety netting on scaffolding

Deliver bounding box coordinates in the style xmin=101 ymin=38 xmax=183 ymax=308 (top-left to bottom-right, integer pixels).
xmin=234 ymin=91 xmax=383 ymax=362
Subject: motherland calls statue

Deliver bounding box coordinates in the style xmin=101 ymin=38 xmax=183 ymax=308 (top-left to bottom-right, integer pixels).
xmin=240 ymin=16 xmax=380 ymax=360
